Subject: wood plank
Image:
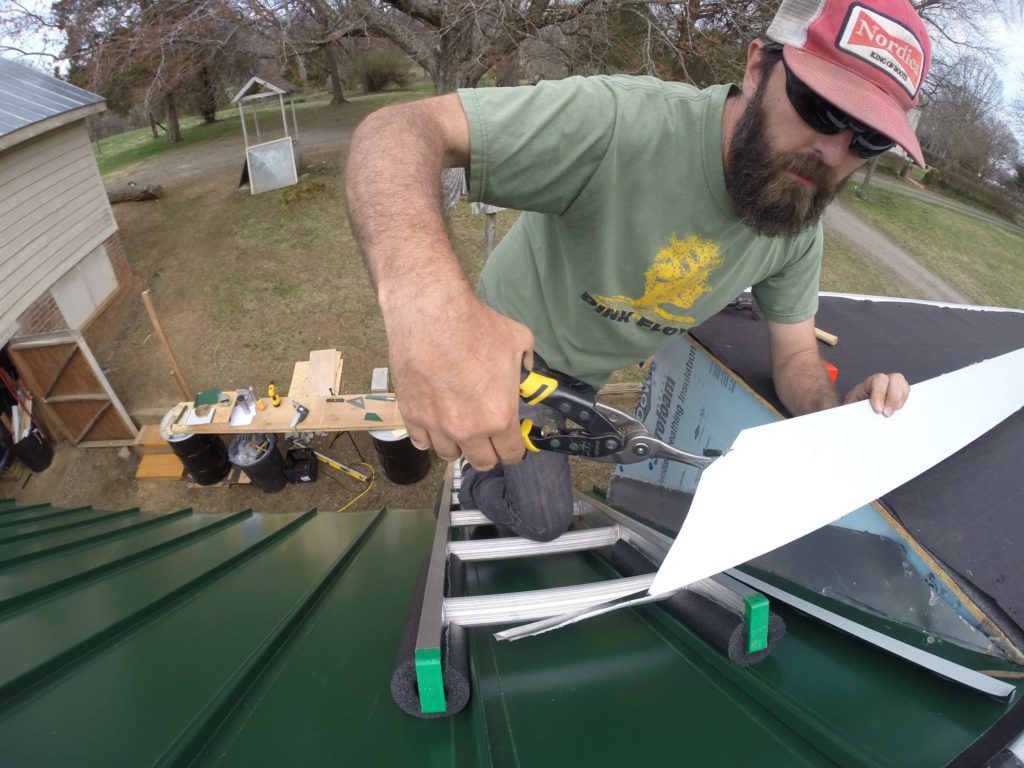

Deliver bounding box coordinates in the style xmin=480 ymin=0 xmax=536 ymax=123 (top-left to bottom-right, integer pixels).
xmin=167 ymin=393 xmax=403 ymax=436
xmin=135 ymin=453 xmax=185 ymax=481
xmin=132 ymin=424 xmax=172 ymax=456
xmin=288 ymin=353 xmax=342 ymax=399
xmin=187 ymin=465 xmax=251 ymax=489
xmin=43 ymin=345 xmax=81 ymax=397
xmin=130 ymin=407 xmax=174 ymax=424
xmin=74 ymin=402 xmax=111 ymax=444
xmin=307 ymin=349 xmax=338 ymax=396
xmin=287 ymin=361 xmax=308 ymax=399
xmin=211 ymin=392 xmax=237 ymax=425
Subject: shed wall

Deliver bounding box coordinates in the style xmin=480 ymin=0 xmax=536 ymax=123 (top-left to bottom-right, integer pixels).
xmin=0 ymin=120 xmax=118 ymax=344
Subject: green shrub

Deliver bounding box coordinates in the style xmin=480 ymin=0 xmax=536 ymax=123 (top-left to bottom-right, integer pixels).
xmin=350 ymin=51 xmax=412 ymax=93
xmin=922 ymin=166 xmax=1023 ymax=222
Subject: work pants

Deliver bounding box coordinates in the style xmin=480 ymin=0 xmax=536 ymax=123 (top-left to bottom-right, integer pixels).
xmin=457 ymin=401 xmax=575 ymax=542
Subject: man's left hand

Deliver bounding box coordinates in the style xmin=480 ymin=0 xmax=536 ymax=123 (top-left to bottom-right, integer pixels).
xmin=843 ymin=373 xmax=910 ymax=417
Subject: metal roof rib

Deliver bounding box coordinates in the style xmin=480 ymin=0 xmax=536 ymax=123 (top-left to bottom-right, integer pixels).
xmin=0 ymin=58 xmax=104 ymax=140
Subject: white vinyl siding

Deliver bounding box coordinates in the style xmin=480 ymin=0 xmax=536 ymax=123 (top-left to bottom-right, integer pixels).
xmin=0 ymin=121 xmax=117 ymax=337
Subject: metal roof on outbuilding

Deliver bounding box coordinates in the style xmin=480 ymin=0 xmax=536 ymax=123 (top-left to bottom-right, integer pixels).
xmin=0 ymin=58 xmax=105 ymax=150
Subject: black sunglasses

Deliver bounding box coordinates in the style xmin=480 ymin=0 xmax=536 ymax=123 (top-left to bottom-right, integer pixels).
xmin=782 ymin=60 xmax=895 ymax=159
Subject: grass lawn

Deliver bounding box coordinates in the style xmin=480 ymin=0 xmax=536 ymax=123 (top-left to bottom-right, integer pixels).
xmin=820 ymin=231 xmax=921 ymax=299
xmin=94 ymin=84 xmax=436 ymax=176
xmin=840 ymin=186 xmax=1024 ymax=308
xmin=95 ymin=111 xmax=246 ymax=175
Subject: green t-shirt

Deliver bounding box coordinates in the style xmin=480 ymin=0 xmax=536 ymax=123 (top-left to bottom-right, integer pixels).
xmin=459 ymin=75 xmax=822 ymax=386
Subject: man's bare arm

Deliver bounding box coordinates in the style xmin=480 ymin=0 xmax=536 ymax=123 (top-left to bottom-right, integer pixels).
xmin=768 ymin=318 xmax=909 ymax=416
xmin=346 ymin=95 xmax=534 ymax=468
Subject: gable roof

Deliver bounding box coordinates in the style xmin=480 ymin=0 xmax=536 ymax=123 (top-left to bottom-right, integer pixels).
xmin=0 ymin=58 xmax=105 ymax=151
xmin=230 ymin=74 xmax=297 ymax=104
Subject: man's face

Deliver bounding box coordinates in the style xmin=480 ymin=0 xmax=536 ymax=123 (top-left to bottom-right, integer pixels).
xmin=725 ymin=60 xmax=859 ymax=238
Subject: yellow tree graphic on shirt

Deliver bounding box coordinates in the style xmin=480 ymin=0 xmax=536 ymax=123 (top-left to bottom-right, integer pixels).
xmin=592 ymin=234 xmax=723 ymax=325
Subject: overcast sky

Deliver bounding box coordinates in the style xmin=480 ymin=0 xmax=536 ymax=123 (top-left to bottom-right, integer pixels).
xmin=988 ymin=18 xmax=1024 ymax=102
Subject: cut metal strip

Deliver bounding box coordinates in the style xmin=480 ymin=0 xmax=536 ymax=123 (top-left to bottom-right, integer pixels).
xmin=445 ymin=574 xmax=655 ymax=627
xmin=728 ymin=569 xmax=1017 ymax=701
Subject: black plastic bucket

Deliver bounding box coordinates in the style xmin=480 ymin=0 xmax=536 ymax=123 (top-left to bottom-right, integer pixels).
xmin=160 ymin=408 xmax=230 ymax=486
xmin=13 ymin=428 xmax=53 ymax=473
xmin=369 ymin=429 xmax=431 ymax=485
xmin=228 ymin=433 xmax=287 ymax=493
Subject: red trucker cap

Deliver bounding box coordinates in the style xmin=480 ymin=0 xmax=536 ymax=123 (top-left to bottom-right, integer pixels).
xmin=767 ymin=0 xmax=931 ymax=167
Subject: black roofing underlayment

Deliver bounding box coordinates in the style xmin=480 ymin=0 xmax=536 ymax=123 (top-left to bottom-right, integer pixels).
xmin=689 ymin=295 xmax=1024 ymax=636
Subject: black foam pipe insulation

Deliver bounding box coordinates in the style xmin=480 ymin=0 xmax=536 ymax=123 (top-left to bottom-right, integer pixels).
xmin=610 ymin=540 xmax=785 ymax=666
xmin=390 ymin=555 xmax=471 ymax=718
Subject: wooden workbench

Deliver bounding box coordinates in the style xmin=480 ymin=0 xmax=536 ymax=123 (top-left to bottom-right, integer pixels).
xmin=166 ymin=393 xmax=403 ymax=436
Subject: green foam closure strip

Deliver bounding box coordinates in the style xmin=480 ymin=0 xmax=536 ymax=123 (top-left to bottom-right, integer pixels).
xmin=744 ymin=593 xmax=770 ymax=654
xmin=415 ymin=648 xmax=446 ymax=714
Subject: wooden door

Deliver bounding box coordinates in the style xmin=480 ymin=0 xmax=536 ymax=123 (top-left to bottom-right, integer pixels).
xmin=8 ymin=330 xmax=138 ymax=447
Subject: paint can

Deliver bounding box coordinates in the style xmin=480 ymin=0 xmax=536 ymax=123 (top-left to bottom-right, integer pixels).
xmin=369 ymin=428 xmax=431 ymax=485
xmin=160 ymin=408 xmax=230 ymax=486
xmin=228 ymin=432 xmax=287 ymax=493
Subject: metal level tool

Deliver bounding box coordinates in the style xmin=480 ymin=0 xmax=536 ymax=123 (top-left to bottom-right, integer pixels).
xmin=405 ymin=461 xmax=772 ymax=717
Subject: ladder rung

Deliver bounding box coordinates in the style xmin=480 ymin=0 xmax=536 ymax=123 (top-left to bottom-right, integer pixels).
xmin=447 ymin=527 xmax=619 ymax=561
xmin=450 ymin=506 xmax=582 ymax=528
xmin=444 ymin=574 xmax=654 ymax=627
xmin=450 ymin=509 xmax=490 ymax=526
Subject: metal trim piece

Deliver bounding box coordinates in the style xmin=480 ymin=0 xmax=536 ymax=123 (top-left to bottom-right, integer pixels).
xmin=444 ymin=574 xmax=655 ymax=627
xmin=728 ymin=569 xmax=1017 ymax=701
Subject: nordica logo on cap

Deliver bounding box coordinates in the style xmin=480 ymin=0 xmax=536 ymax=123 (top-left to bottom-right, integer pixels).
xmin=838 ymin=5 xmax=924 ymax=98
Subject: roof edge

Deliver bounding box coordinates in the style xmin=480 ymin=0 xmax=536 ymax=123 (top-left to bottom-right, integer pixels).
xmin=0 ymin=101 xmax=106 ymax=153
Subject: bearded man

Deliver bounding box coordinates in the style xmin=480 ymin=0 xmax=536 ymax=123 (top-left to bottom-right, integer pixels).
xmin=346 ymin=0 xmax=931 ymax=541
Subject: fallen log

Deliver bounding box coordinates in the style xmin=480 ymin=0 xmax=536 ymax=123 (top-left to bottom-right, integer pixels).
xmin=106 ymin=182 xmax=163 ymax=204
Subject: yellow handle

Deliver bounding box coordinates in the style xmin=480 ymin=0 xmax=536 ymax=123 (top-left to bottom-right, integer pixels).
xmin=521 ymin=418 xmax=541 ymax=452
xmin=520 ymin=370 xmax=558 ymax=405
xmin=268 ymin=383 xmax=281 ymax=407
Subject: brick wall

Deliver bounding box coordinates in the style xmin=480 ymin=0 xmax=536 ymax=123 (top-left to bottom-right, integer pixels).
xmin=103 ymin=231 xmax=133 ymax=285
xmin=17 ymin=291 xmax=68 ymax=335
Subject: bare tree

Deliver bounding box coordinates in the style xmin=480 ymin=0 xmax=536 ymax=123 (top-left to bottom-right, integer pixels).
xmin=286 ymin=0 xmax=615 ymax=94
xmin=2 ymin=0 xmax=256 ymax=140
xmin=917 ymin=55 xmax=1018 ymax=176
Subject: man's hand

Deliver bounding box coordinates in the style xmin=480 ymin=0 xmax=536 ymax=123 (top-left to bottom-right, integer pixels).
xmin=842 ymin=373 xmax=910 ymax=417
xmin=768 ymin=318 xmax=909 ymax=417
xmin=384 ymin=284 xmax=535 ymax=469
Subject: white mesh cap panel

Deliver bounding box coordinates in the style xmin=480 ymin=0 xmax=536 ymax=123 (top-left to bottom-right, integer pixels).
xmin=766 ymin=0 xmax=829 ymax=46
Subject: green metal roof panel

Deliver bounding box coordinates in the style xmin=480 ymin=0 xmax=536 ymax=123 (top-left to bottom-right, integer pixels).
xmin=0 ymin=503 xmax=1020 ymax=766
xmin=0 ymin=508 xmax=190 ymax=569
xmin=0 ymin=506 xmax=139 ymax=544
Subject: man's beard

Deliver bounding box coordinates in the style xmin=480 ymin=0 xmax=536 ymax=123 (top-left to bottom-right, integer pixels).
xmin=725 ymin=86 xmax=847 ymax=238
